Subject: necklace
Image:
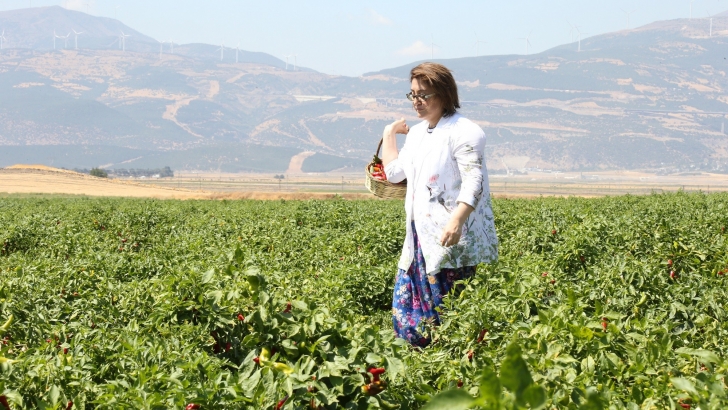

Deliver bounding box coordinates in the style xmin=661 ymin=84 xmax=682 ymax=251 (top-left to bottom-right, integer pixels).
xmin=427 ymin=124 xmax=436 ymax=134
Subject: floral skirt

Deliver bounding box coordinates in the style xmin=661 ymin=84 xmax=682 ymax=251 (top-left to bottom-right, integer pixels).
xmin=392 ymin=221 xmax=476 ymax=347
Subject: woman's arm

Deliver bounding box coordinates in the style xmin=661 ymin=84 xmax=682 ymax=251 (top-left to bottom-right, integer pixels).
xmin=381 ymin=118 xmax=409 ymax=183
xmin=440 ymin=123 xmax=487 ymax=247
xmin=381 ymin=118 xmax=408 ymax=166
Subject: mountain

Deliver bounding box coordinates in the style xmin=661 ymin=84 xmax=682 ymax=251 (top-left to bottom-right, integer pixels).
xmin=1 ymin=6 xmax=728 ymax=173
xmin=0 ymin=6 xmax=287 ymax=67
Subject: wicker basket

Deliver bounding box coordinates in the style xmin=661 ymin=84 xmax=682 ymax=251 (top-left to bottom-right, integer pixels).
xmin=364 ymin=138 xmax=407 ymax=199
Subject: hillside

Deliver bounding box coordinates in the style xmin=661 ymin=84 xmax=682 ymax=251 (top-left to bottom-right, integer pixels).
xmin=1 ymin=6 xmax=728 ymax=172
xmin=375 ymin=16 xmax=728 ymax=172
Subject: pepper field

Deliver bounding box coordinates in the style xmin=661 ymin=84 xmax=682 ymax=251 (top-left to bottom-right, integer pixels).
xmin=1 ymin=193 xmax=728 ymax=409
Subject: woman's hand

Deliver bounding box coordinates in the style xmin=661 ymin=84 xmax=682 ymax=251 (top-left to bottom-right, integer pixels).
xmin=384 ymin=118 xmax=409 ymax=137
xmin=440 ymin=219 xmax=463 ymax=247
xmin=440 ymin=202 xmax=475 ymax=247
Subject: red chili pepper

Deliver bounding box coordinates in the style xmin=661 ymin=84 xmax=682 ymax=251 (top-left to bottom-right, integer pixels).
xmin=185 ymin=404 xmax=200 ymax=410
xmin=367 ymin=367 xmax=385 ymax=382
xmin=477 ymin=329 xmax=487 ymax=343
xmin=66 ymin=401 xmax=73 ymax=410
xmin=467 ymin=350 xmax=474 ymax=361
xmin=457 ymin=380 xmax=463 ymax=388
xmin=368 ymin=367 xmax=386 ymax=376
xmin=283 ymin=302 xmax=292 ymax=313
xmin=0 ymin=396 xmax=10 ymax=410
xmin=237 ymin=313 xmax=245 ymax=322
xmin=253 ymin=357 xmax=260 ymax=365
xmin=275 ymin=396 xmax=288 ymax=410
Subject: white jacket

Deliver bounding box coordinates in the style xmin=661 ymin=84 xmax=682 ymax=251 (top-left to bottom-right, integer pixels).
xmin=385 ymin=113 xmax=498 ymax=274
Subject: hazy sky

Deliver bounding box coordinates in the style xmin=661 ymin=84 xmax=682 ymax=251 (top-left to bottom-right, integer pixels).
xmin=0 ymin=0 xmax=726 ymax=75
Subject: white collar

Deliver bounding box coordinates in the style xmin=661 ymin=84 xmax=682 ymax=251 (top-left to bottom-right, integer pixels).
xmin=422 ymin=113 xmax=458 ymax=133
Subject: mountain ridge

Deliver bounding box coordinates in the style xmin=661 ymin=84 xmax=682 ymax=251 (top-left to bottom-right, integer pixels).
xmin=2 ymin=7 xmax=728 ymax=173
xmin=0 ymin=6 xmax=290 ymax=68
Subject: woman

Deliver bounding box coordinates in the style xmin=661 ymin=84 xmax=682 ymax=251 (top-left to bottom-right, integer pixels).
xmin=382 ymin=62 xmax=498 ymax=347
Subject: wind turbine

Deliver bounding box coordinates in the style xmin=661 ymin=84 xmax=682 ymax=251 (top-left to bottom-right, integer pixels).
xmin=620 ymin=8 xmax=637 ymax=30
xmin=119 ymin=30 xmax=130 ymax=51
xmin=158 ymin=39 xmax=165 ymax=59
xmin=473 ymin=31 xmax=487 ymax=56
xmin=0 ymin=30 xmax=6 ymax=50
xmin=53 ymin=30 xmax=61 ymax=50
xmin=72 ymin=29 xmax=83 ymax=49
xmin=292 ymin=54 xmax=297 ymax=71
xmin=707 ymin=10 xmax=714 ymax=37
xmin=216 ymin=42 xmax=225 ymax=61
xmin=517 ymin=32 xmax=532 ymax=55
xmin=284 ymin=54 xmax=291 ymax=70
xmin=61 ymin=32 xmax=70 ymax=49
xmin=575 ymin=26 xmax=588 ymax=52
xmin=168 ymin=39 xmax=175 ymax=53
xmin=567 ymin=21 xmax=575 ymax=42
xmin=430 ymin=34 xmax=440 ymax=59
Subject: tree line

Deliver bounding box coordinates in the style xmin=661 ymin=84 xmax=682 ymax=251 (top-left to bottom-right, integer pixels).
xmin=73 ymin=167 xmax=175 ymax=178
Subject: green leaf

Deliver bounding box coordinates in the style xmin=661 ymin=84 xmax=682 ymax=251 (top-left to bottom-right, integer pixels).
xmin=569 ymin=324 xmax=594 ymax=340
xmin=500 ymin=343 xmax=533 ymax=398
xmin=671 ymin=377 xmax=698 ymax=395
xmin=48 ymin=385 xmax=60 ymax=406
xmin=365 ymin=352 xmax=383 ymax=364
xmin=422 ymin=389 xmax=476 ymax=410
xmin=477 ymin=366 xmax=501 ymax=406
xmin=419 ymin=383 xmax=436 ymax=394
xmin=234 ymin=246 xmax=244 ymax=264
xmin=675 ymin=347 xmax=720 ymax=364
xmin=523 ymin=384 xmax=546 ymax=409
xmin=201 ymin=269 xmax=215 ymax=284
xmin=385 ymin=356 xmax=404 ymax=381
xmin=578 ymin=388 xmax=605 ymax=410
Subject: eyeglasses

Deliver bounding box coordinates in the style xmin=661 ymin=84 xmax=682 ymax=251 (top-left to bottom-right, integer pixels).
xmin=406 ymin=92 xmax=436 ymax=102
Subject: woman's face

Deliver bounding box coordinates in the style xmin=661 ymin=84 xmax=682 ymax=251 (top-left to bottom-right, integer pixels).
xmin=410 ymin=78 xmax=443 ymax=124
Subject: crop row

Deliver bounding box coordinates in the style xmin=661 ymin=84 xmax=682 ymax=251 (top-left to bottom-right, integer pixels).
xmin=0 ymin=193 xmax=727 ymax=409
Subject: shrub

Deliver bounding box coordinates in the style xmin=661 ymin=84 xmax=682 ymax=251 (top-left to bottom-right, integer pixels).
xmin=89 ymin=167 xmax=108 ymax=178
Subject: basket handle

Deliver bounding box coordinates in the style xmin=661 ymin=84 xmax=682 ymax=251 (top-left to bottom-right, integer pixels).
xmin=375 ymin=138 xmax=384 ymax=158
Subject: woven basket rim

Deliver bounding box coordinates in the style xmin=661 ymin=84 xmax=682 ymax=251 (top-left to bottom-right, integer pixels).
xmin=364 ymin=163 xmax=406 ymax=199
xmin=363 ymin=137 xmax=407 ymax=199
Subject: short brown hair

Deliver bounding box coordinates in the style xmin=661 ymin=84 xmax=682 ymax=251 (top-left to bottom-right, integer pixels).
xmin=410 ymin=62 xmax=460 ymax=117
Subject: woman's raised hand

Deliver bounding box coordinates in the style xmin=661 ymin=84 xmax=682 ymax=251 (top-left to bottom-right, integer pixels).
xmin=384 ymin=118 xmax=409 ymax=137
